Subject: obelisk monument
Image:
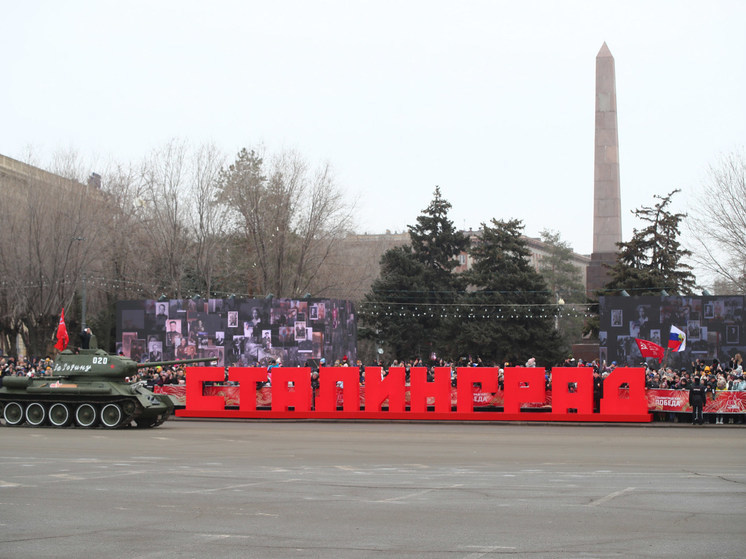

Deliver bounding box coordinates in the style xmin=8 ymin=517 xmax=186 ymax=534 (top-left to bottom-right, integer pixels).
xmin=587 ymin=42 xmax=622 ymax=295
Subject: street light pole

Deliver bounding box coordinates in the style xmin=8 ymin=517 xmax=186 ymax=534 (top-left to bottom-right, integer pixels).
xmin=555 ymin=292 xmax=565 ymax=331
xmin=73 ymin=236 xmax=87 ymax=331
xmin=81 ymin=272 xmax=87 ymax=331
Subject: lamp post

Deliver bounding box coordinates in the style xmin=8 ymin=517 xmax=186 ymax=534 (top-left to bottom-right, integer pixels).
xmin=73 ymin=237 xmax=87 ymax=330
xmin=555 ymin=293 xmax=565 ymax=331
xmin=81 ymin=272 xmax=87 ymax=331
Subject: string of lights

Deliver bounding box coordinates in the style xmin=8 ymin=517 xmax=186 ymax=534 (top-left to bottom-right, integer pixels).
xmin=359 ymin=301 xmax=597 ymax=320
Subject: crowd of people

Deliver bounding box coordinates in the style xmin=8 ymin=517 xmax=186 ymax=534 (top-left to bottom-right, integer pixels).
xmin=2 ymin=351 xmax=744 ymax=425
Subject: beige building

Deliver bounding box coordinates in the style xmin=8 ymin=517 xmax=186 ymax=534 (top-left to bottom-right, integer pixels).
xmin=334 ymin=229 xmax=589 ymax=302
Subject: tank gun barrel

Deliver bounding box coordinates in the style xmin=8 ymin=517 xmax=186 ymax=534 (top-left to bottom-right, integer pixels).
xmin=136 ymin=357 xmax=218 ymax=369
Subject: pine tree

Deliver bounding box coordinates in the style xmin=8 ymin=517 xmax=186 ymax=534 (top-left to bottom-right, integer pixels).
xmin=538 ymin=229 xmax=587 ymax=353
xmin=361 ymin=187 xmax=468 ymax=361
xmin=605 ymin=190 xmax=697 ymax=295
xmin=457 ymin=219 xmax=563 ymax=366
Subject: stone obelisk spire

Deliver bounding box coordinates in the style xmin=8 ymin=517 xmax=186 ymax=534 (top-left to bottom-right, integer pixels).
xmin=587 ymin=42 xmax=622 ymax=295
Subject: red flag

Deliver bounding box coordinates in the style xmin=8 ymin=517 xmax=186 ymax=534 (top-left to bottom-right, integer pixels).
xmin=635 ymin=338 xmax=664 ymax=361
xmin=55 ymin=308 xmax=69 ymax=351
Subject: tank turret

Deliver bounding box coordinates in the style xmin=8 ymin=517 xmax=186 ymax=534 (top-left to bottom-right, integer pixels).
xmin=0 ymin=349 xmax=216 ymax=429
xmin=50 ymin=349 xmax=216 ymax=380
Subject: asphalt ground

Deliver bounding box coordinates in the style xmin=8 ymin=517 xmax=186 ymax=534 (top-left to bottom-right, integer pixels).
xmin=1 ymin=419 xmax=744 ymax=559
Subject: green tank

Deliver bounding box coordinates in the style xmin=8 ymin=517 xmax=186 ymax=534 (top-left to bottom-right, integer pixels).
xmin=0 ymin=349 xmax=215 ymax=429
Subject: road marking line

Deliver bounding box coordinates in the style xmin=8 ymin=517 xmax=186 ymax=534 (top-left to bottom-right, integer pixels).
xmin=464 ymin=545 xmax=517 ymax=557
xmin=589 ymin=486 xmax=635 ymax=507
xmin=375 ymin=483 xmax=462 ymax=503
xmin=183 ymin=481 xmax=265 ymax=494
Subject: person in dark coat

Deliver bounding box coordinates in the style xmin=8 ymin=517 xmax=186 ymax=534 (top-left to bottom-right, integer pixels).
xmin=80 ymin=327 xmax=92 ymax=350
xmin=689 ymin=376 xmax=707 ymax=425
xmin=593 ymin=369 xmax=604 ymax=413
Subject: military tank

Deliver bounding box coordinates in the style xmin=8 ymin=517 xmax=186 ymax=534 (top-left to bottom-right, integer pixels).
xmin=0 ymin=349 xmax=215 ymax=429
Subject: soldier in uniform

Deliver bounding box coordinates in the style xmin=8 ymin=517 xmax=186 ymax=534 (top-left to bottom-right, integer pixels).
xmin=689 ymin=376 xmax=707 ymax=425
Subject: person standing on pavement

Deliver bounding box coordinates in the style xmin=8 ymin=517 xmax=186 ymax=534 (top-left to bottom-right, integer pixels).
xmin=689 ymin=376 xmax=707 ymax=425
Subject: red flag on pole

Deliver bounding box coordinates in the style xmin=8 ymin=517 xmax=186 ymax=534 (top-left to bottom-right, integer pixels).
xmin=55 ymin=308 xmax=69 ymax=351
xmin=635 ymin=338 xmax=664 ymax=361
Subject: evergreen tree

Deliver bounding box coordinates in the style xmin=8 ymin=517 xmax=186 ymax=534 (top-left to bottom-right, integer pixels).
xmin=605 ymin=190 xmax=697 ymax=295
xmin=538 ymin=229 xmax=587 ymax=354
xmin=457 ymin=219 xmax=563 ymax=366
xmin=361 ymin=187 xmax=468 ymax=361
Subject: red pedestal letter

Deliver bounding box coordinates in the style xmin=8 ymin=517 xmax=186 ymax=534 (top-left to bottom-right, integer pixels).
xmin=600 ymin=367 xmax=648 ymax=415
xmin=457 ymin=367 xmax=499 ymax=413
xmin=316 ymin=367 xmax=360 ymax=412
xmin=551 ymin=367 xmax=594 ymax=414
xmin=271 ymin=368 xmax=312 ymax=412
xmin=185 ymin=366 xmax=225 ymax=412
xmin=503 ymin=367 xmax=546 ymax=413
xmin=409 ymin=367 xmax=452 ymax=412
xmin=228 ymin=367 xmax=268 ymax=411
xmin=364 ymin=367 xmax=406 ymax=412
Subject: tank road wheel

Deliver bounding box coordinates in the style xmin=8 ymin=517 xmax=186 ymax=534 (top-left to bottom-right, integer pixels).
xmin=25 ymin=402 xmax=46 ymax=426
xmin=101 ymin=403 xmax=123 ymax=428
xmin=3 ymin=402 xmax=25 ymax=426
xmin=49 ymin=403 xmax=72 ymax=427
xmin=75 ymin=403 xmax=98 ymax=428
xmin=122 ymin=399 xmax=137 ymax=416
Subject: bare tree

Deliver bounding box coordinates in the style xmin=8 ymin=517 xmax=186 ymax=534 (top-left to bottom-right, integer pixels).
xmin=137 ymin=140 xmax=194 ymax=299
xmin=0 ymin=156 xmax=107 ymax=355
xmin=218 ymin=148 xmax=354 ymax=298
xmin=688 ymin=150 xmax=746 ymax=293
xmin=186 ymin=143 xmax=229 ymax=297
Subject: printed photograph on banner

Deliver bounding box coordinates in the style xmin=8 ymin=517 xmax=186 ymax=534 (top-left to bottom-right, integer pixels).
xmin=130 ymin=339 xmax=146 ymax=363
xmin=278 ymin=326 xmax=292 ymax=344
xmin=727 ymin=325 xmax=740 ymax=345
xmin=632 ymin=304 xmax=651 ymax=338
xmin=166 ymin=319 xmax=182 ymax=346
xmin=208 ymin=299 xmax=223 ymax=313
xmin=724 ymin=298 xmax=743 ymax=322
xmin=599 ymin=331 xmax=607 ymax=346
xmin=616 ymin=335 xmax=635 ymax=366
xmin=704 ymin=302 xmax=714 ymax=319
xmin=117 ymin=297 xmax=357 ymax=368
xmin=227 ymin=311 xmax=238 ymax=328
xmin=121 ymin=332 xmax=137 ymax=356
xmin=148 ymin=341 xmax=163 ymax=361
xmin=611 ymin=309 xmax=623 ymax=328
xmin=294 ymin=321 xmax=307 ymax=341
xmin=688 ymin=320 xmax=702 ymax=341
xmin=155 ymin=302 xmax=169 ymax=328
xmin=202 ymin=346 xmax=223 ymax=366
xmin=650 ymin=329 xmax=661 ymax=346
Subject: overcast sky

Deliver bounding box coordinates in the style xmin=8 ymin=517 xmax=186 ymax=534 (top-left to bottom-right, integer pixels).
xmin=3 ymin=1 xmax=744 ymax=257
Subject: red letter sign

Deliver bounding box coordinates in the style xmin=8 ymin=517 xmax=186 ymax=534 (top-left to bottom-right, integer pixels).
xmin=185 ymin=367 xmax=225 ymax=412
xmin=228 ymin=367 xmax=268 ymax=412
xmin=600 ymin=367 xmax=648 ymax=415
xmin=409 ymin=367 xmax=451 ymax=412
xmin=271 ymin=368 xmax=312 ymax=412
xmin=503 ymin=367 xmax=546 ymax=413
xmin=316 ymin=367 xmax=360 ymax=412
xmin=551 ymin=367 xmax=593 ymax=414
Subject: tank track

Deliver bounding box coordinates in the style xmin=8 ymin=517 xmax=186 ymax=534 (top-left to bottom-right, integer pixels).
xmin=0 ymin=395 xmax=170 ymax=429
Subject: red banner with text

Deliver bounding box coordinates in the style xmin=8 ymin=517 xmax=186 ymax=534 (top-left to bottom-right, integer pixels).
xmin=165 ymin=366 xmax=660 ymax=422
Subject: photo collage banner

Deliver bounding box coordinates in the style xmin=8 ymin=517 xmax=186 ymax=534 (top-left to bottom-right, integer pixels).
xmin=599 ymin=295 xmax=745 ymax=367
xmin=116 ymin=297 xmax=357 ymax=367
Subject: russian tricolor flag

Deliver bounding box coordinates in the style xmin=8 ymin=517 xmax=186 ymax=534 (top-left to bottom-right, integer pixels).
xmin=668 ymin=325 xmax=686 ymax=352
